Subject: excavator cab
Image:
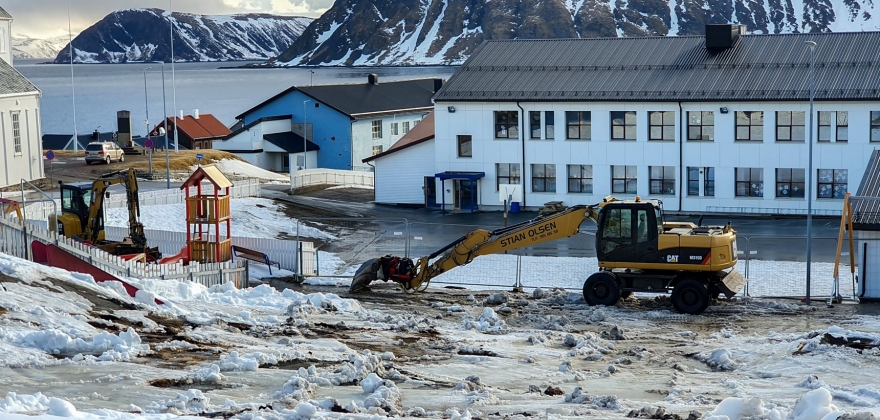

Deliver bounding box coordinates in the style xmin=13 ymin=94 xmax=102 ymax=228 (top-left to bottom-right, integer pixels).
xmin=595 ymin=201 xmax=662 ymax=264
xmin=52 ymin=182 xmax=106 ymax=242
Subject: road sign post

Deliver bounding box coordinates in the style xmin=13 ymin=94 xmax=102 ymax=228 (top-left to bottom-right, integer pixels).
xmin=145 ymin=138 xmax=154 ymax=176
xmin=196 ymin=153 xmax=204 ymax=167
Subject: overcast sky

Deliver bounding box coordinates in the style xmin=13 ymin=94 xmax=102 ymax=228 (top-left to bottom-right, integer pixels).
xmin=4 ymin=0 xmax=333 ymax=38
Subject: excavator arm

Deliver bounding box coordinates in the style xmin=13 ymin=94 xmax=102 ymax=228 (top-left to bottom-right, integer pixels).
xmin=350 ymin=197 xmax=616 ymax=293
xmin=83 ymin=168 xmax=146 ymax=248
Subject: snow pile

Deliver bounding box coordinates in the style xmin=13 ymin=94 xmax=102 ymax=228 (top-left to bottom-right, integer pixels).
xmin=363 ymin=379 xmax=403 ymax=415
xmin=292 ymin=350 xmax=386 ymax=387
xmin=463 ymin=308 xmax=508 ymax=334
xmin=0 ymin=252 xmax=97 ymax=286
xmin=705 ymin=388 xmax=855 ymax=420
xmin=453 ymin=375 xmax=503 ymax=406
xmin=358 ymin=312 xmax=435 ymax=332
xmin=0 ymin=392 xmax=52 ymax=414
xmin=145 ymin=389 xmax=212 ymax=415
xmin=285 ymin=289 xmax=363 ymax=314
xmin=693 ymin=348 xmax=738 ymax=371
xmin=281 ymin=375 xmax=318 ymax=401
xmin=11 ymin=327 xmax=147 ymax=361
xmin=190 ymin=363 xmax=223 ymax=383
xmin=563 ymin=332 xmax=614 ymax=360
xmin=564 ymin=387 xmax=620 ymax=409
xmin=216 ymin=350 xmax=278 ymax=371
xmin=202 ymin=159 xmax=289 ymax=182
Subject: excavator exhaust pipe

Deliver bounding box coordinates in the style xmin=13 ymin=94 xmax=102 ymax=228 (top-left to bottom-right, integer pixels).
xmin=350 ymin=258 xmax=381 ymax=293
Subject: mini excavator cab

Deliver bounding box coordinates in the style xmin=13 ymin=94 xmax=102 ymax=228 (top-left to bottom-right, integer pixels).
xmin=595 ymin=200 xmax=663 ymax=265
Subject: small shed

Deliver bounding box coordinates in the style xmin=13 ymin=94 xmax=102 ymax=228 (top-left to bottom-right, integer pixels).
xmin=851 ymin=149 xmax=880 ymax=299
xmin=180 ymin=164 xmax=234 ymax=263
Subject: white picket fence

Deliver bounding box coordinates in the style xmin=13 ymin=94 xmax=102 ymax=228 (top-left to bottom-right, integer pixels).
xmin=291 ymin=169 xmax=374 ymax=190
xmin=0 ymin=215 xmax=248 ymax=289
xmin=103 ymin=226 xmax=316 ymax=275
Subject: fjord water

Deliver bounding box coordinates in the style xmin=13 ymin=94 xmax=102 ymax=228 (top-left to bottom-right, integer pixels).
xmin=14 ymin=59 xmax=457 ymax=136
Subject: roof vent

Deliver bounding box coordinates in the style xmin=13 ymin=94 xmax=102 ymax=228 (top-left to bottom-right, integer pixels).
xmin=433 ymin=78 xmax=444 ymax=93
xmin=705 ymin=24 xmax=745 ymax=49
xmin=368 ymin=74 xmax=379 ymax=85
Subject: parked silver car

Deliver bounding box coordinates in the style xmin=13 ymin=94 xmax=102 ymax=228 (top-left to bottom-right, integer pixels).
xmin=85 ymin=142 xmax=124 ymax=165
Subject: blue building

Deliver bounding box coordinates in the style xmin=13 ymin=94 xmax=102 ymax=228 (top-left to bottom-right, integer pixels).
xmin=214 ymin=74 xmax=441 ymax=172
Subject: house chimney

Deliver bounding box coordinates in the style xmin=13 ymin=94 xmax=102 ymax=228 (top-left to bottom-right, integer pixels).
xmin=179 ymin=110 xmax=184 ymax=120
xmin=705 ymin=24 xmax=741 ymax=49
xmin=433 ymin=78 xmax=444 ymax=93
xmin=368 ymin=74 xmax=379 ymax=85
xmin=194 ymin=109 xmax=200 ymax=119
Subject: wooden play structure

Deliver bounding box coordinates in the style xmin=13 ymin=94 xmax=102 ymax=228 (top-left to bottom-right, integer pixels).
xmin=0 ymin=198 xmax=24 ymax=224
xmin=181 ymin=164 xmax=233 ymax=263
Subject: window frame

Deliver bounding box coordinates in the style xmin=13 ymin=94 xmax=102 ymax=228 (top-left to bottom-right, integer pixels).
xmin=735 ymin=167 xmax=764 ymax=197
xmin=457 ymin=135 xmax=472 ymax=158
xmin=11 ymin=111 xmax=21 ymax=154
xmin=371 ymin=120 xmax=382 ymax=139
xmin=611 ymin=111 xmax=637 ymax=140
xmin=735 ymin=111 xmax=764 ymax=141
xmin=496 ymin=163 xmax=521 ymax=191
xmin=818 ymin=169 xmax=848 ymax=199
xmin=687 ymin=167 xmax=700 ymax=196
xmin=402 ymin=121 xmax=410 ymax=133
xmin=704 ymin=167 xmax=715 ymax=197
xmin=531 ymin=164 xmax=556 ymax=193
xmin=494 ymin=111 xmax=519 ymax=139
xmin=775 ymin=111 xmax=805 ymax=142
xmin=545 ymin=111 xmax=555 ymax=139
xmin=390 ymin=122 xmax=399 ymax=136
xmin=372 ymin=145 xmax=383 ymax=155
xmin=687 ymin=111 xmax=714 ymax=141
xmin=649 ymin=166 xmax=676 ymax=195
xmin=566 ymin=111 xmax=591 ymax=140
xmin=648 ymin=111 xmax=675 ymax=141
xmin=611 ymin=165 xmax=638 ymax=194
xmin=775 ymin=168 xmax=806 ymax=198
xmin=871 ymin=111 xmax=880 ymax=142
xmin=529 ymin=111 xmax=542 ymax=139
xmin=567 ymin=164 xmax=593 ymax=194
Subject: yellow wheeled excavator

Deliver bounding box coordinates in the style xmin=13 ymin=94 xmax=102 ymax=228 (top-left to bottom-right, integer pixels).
xmin=350 ymin=196 xmax=746 ymax=314
xmin=49 ymin=168 xmax=161 ymax=261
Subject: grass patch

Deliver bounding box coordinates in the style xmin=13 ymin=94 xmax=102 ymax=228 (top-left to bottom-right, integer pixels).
xmin=128 ymin=150 xmax=245 ymax=172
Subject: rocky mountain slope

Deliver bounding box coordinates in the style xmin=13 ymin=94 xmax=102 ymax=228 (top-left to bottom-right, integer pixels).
xmin=53 ymin=8 xmax=312 ymax=63
xmin=273 ymin=0 xmax=880 ymax=66
xmin=13 ymin=35 xmax=71 ymax=59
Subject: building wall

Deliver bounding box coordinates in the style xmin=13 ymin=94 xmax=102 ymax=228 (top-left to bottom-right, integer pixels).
xmin=242 ymin=91 xmax=352 ymax=170
xmin=858 ymin=230 xmax=880 ymax=299
xmin=0 ymin=95 xmax=44 ymax=188
xmin=433 ymin=100 xmax=880 ymax=213
xmin=373 ymin=140 xmax=436 ymax=205
xmin=0 ymin=19 xmax=11 ymax=65
xmin=351 ymin=112 xmax=428 ymax=171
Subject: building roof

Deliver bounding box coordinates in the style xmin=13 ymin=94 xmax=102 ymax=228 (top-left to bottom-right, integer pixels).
xmin=852 ymin=149 xmax=880 ymax=231
xmin=180 ymin=164 xmax=233 ymax=190
xmin=159 ymin=114 xmax=231 ymax=140
xmin=224 ymin=115 xmax=292 ymax=140
xmin=434 ymin=31 xmax=880 ymax=103
xmin=0 ymin=7 xmax=11 ymax=19
xmin=0 ymin=57 xmax=39 ymax=96
xmin=363 ymin=112 xmax=434 ymax=162
xmin=263 ymin=132 xmax=320 ymax=153
xmin=237 ymin=77 xmax=441 ymax=120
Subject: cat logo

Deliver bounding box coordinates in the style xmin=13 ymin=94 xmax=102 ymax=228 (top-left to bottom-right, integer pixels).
xmin=667 ymin=255 xmax=679 ymax=263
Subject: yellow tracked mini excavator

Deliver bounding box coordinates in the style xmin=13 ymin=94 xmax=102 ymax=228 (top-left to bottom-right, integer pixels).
xmin=350 ymin=196 xmax=746 ymax=314
xmin=49 ymin=168 xmax=161 ymax=261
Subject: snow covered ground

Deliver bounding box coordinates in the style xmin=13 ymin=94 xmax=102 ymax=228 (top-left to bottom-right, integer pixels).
xmin=2 ymin=251 xmax=880 ymax=420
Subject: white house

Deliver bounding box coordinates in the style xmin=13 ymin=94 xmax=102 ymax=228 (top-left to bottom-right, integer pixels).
xmin=372 ymin=26 xmax=880 ymax=215
xmin=0 ymin=6 xmax=44 ymax=189
xmin=364 ymin=112 xmax=437 ymax=206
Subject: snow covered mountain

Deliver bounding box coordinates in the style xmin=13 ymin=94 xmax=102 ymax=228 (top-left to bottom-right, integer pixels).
xmin=273 ymin=0 xmax=880 ymax=66
xmin=12 ymin=35 xmax=71 ymax=59
xmin=53 ymin=8 xmax=313 ymax=63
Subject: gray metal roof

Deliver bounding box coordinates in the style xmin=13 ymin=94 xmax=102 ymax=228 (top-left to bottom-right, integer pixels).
xmin=853 ymin=149 xmax=880 ymax=231
xmin=0 ymin=7 xmax=11 ymax=19
xmin=263 ymin=132 xmax=319 ymax=153
xmin=0 ymin=58 xmax=39 ymax=96
xmin=434 ymin=32 xmax=880 ymax=103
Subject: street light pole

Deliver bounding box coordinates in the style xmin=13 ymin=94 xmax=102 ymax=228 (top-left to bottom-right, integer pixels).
xmin=303 ymin=100 xmax=311 ymax=170
xmin=161 ymin=61 xmax=171 ymax=189
xmin=805 ymin=40 xmax=817 ymax=305
xmin=143 ymin=66 xmax=153 ymax=176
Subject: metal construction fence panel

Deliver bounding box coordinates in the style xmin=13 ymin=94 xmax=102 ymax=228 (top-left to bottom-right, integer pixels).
xmin=291 ymin=169 xmax=374 ymax=190
xmin=296 ymin=218 xmax=407 ymax=277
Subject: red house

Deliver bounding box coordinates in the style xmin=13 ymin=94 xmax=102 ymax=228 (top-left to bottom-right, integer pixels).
xmin=154 ymin=110 xmax=231 ymax=150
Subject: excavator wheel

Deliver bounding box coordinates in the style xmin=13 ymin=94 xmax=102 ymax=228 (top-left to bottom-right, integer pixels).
xmin=671 ymin=278 xmax=711 ymax=315
xmin=583 ymin=272 xmax=621 ymax=307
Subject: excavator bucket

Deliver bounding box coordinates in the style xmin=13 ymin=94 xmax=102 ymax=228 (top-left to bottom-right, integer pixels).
xmin=717 ymin=268 xmax=747 ymax=298
xmin=350 ymin=258 xmax=381 ymax=293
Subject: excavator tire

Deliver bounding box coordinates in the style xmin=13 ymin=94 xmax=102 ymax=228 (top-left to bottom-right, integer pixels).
xmin=583 ymin=272 xmax=621 ymax=307
xmin=671 ymin=279 xmax=711 ymax=315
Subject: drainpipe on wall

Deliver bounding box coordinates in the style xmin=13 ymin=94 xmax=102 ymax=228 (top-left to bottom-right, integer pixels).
xmin=517 ymin=101 xmax=526 ymax=208
xmin=366 ymin=162 xmax=376 ymax=203
xmin=678 ymin=101 xmax=684 ymax=212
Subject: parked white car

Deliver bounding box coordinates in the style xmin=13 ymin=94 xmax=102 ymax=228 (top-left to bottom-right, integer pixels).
xmin=85 ymin=142 xmax=124 ymax=165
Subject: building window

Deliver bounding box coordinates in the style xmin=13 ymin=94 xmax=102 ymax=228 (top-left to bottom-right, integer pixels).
xmin=496 ymin=163 xmax=521 ymax=190
xmin=704 ymin=167 xmax=715 ymax=196
xmin=402 ymin=121 xmax=410 ymax=133
xmin=649 ymin=111 xmax=675 ymax=141
xmin=776 ymin=111 xmax=805 ymax=141
xmin=649 ymin=166 xmax=675 ymax=195
xmin=776 ymin=168 xmax=805 ymax=198
xmin=687 ymin=167 xmax=700 ymax=196
xmin=530 ymin=111 xmax=541 ymax=139
xmin=495 ymin=111 xmax=519 ymax=139
xmin=818 ymin=169 xmax=848 ymax=199
xmin=531 ymin=164 xmax=556 ymax=193
xmin=567 ymin=165 xmax=593 ymax=193
xmin=11 ymin=111 xmax=21 ymax=154
xmin=871 ymin=111 xmax=880 ymax=142
xmin=687 ymin=111 xmax=714 ymax=141
xmin=735 ymin=111 xmax=764 ymax=141
xmin=735 ymin=168 xmax=764 ymax=197
xmin=545 ymin=111 xmax=555 ymax=139
xmin=390 ymin=122 xmax=399 ymax=136
xmin=611 ymin=111 xmax=636 ymax=140
xmin=414 ymin=119 xmax=421 ymax=126
xmin=566 ymin=111 xmax=591 ymax=140
xmin=372 ymin=120 xmax=382 ymax=139
xmin=611 ymin=165 xmax=637 ymax=194
xmin=372 ymin=145 xmax=383 ymax=155
xmin=457 ymin=135 xmax=472 ymax=158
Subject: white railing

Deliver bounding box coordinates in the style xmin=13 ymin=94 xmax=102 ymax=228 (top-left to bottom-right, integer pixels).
xmin=103 ymin=226 xmax=315 ymax=275
xmin=0 ymin=215 xmax=248 ymax=289
xmin=290 ymin=169 xmax=374 ymax=190
xmin=705 ymin=206 xmax=842 ymax=216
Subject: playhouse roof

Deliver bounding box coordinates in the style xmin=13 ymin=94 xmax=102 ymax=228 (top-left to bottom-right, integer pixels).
xmin=180 ymin=164 xmax=233 ymax=190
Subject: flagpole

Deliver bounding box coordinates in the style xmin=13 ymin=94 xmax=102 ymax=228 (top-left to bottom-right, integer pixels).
xmin=67 ymin=0 xmax=78 ymax=152
xmin=169 ymin=0 xmax=178 ymax=153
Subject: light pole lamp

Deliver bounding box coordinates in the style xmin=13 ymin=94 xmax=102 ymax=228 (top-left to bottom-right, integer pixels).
xmin=159 ymin=60 xmax=171 ymax=189
xmin=805 ymin=40 xmax=817 ymax=305
xmin=303 ymin=100 xmax=312 ymax=170
xmin=143 ymin=67 xmax=152 ymax=136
